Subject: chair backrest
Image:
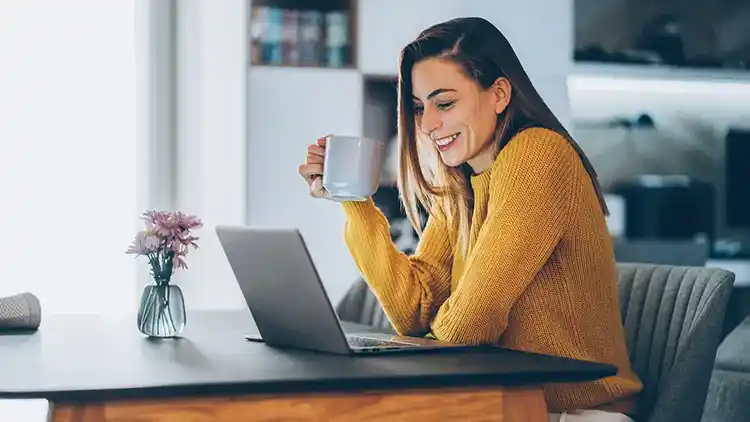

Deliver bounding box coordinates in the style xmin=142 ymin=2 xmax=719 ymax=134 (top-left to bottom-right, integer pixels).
xmin=335 ymin=277 xmax=394 ymax=333
xmin=617 ymin=263 xmax=734 ymax=422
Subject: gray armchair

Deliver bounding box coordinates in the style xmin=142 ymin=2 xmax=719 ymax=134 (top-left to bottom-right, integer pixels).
xmin=617 ymin=263 xmax=733 ymax=422
xmin=337 ymin=263 xmax=735 ymax=422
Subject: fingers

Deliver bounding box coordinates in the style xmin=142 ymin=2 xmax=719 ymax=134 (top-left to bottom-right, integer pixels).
xmin=298 ymin=163 xmax=324 ymax=182
xmin=310 ymin=176 xmax=326 ymax=198
xmin=307 ymin=152 xmax=324 ymax=165
xmin=307 ymin=144 xmax=325 ymax=160
xmin=300 ymin=134 xmax=333 ymax=199
xmin=317 ymin=134 xmax=332 ymax=147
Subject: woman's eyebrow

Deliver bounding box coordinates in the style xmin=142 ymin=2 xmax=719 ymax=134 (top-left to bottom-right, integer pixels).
xmin=412 ymin=88 xmax=457 ymax=100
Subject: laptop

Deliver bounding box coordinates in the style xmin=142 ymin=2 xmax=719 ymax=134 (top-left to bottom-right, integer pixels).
xmin=215 ymin=225 xmax=470 ymax=355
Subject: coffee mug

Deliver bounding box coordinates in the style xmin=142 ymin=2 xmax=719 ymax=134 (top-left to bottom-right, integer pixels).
xmin=323 ymin=135 xmax=385 ymax=202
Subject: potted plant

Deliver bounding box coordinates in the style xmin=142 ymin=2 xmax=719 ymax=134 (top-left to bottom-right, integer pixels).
xmin=126 ymin=210 xmax=202 ymax=337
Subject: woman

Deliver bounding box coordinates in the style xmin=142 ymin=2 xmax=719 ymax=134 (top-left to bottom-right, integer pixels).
xmin=298 ymin=17 xmax=642 ymax=421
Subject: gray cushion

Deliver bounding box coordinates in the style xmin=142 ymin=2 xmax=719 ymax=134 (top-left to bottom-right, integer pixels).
xmin=617 ymin=263 xmax=734 ymax=422
xmin=702 ymin=316 xmax=750 ymax=422
xmin=713 ymin=316 xmax=750 ymax=372
xmin=702 ymin=369 xmax=750 ymax=422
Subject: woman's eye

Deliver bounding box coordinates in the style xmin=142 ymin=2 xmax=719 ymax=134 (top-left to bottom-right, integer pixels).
xmin=436 ymin=101 xmax=455 ymax=110
xmin=413 ymin=105 xmax=424 ymax=115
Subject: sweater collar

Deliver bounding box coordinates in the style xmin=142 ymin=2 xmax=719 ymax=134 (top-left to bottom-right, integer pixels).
xmin=470 ymin=168 xmax=493 ymax=202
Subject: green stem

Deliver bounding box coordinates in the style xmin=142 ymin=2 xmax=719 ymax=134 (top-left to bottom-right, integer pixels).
xmin=138 ymin=286 xmax=157 ymax=332
xmin=163 ymin=286 xmax=177 ymax=334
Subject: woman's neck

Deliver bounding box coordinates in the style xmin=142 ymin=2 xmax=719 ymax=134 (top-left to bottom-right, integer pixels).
xmin=467 ymin=142 xmax=498 ymax=174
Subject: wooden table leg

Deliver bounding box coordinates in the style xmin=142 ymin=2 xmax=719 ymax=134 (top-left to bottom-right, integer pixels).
xmin=53 ymin=385 xmax=548 ymax=422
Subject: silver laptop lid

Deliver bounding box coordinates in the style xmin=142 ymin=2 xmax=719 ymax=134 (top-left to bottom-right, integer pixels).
xmin=215 ymin=225 xmax=351 ymax=354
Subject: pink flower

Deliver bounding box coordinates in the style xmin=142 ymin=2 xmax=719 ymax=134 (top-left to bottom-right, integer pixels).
xmin=126 ymin=210 xmax=203 ymax=281
xmin=126 ymin=230 xmax=160 ymax=255
xmin=173 ymin=254 xmax=188 ymax=271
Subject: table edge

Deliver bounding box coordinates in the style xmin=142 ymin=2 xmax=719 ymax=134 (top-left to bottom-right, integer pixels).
xmin=0 ymin=367 xmax=616 ymax=403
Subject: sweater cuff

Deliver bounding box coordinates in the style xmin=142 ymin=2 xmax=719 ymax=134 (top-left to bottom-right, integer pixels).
xmin=340 ymin=197 xmax=380 ymax=220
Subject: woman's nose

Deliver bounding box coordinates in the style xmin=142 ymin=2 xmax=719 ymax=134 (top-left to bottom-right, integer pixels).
xmin=420 ymin=107 xmax=441 ymax=134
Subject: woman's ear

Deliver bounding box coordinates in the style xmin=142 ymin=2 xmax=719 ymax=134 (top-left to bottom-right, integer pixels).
xmin=492 ymin=77 xmax=511 ymax=114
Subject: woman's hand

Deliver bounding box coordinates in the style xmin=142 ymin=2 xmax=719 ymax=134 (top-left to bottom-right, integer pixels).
xmin=298 ymin=135 xmax=330 ymax=199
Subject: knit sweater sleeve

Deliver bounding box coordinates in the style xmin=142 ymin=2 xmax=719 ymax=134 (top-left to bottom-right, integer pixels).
xmin=430 ymin=131 xmax=578 ymax=345
xmin=340 ymin=198 xmax=454 ymax=336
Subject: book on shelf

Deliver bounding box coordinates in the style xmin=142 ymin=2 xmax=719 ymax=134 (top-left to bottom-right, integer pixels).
xmin=250 ymin=5 xmax=350 ymax=68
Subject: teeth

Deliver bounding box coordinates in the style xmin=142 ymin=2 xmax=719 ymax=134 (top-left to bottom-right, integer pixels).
xmin=435 ymin=133 xmax=458 ymax=146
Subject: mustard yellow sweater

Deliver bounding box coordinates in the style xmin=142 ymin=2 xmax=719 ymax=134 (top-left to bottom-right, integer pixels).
xmin=340 ymin=127 xmax=643 ymax=413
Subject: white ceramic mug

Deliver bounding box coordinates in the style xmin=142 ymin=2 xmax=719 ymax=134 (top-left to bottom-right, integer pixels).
xmin=323 ymin=135 xmax=385 ymax=202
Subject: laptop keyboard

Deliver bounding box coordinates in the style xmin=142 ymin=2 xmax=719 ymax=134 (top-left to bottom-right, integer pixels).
xmin=346 ymin=335 xmax=419 ymax=349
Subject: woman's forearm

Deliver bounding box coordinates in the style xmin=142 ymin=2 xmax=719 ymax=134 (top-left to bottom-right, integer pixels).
xmin=341 ymin=199 xmax=453 ymax=336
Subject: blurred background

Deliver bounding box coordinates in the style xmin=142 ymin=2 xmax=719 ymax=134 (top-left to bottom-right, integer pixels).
xmin=1 ymin=0 xmax=749 ymax=326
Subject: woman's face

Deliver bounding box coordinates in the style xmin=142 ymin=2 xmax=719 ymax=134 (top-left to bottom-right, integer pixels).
xmin=411 ymin=58 xmax=509 ymax=173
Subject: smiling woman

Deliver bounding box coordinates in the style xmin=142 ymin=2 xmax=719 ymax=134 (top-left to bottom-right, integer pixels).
xmin=298 ymin=16 xmax=643 ymax=421
xmin=395 ymin=19 xmax=608 ymax=255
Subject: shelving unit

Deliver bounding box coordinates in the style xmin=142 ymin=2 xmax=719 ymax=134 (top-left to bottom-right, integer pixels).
xmin=249 ymin=0 xmax=357 ymax=69
xmin=572 ymin=0 xmax=750 ymax=73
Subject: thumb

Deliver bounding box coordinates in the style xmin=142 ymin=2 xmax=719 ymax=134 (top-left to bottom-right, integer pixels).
xmin=310 ymin=176 xmax=328 ymax=198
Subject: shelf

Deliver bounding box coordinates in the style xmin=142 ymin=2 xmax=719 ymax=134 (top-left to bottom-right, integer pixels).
xmin=249 ymin=64 xmax=358 ymax=72
xmin=249 ymin=0 xmax=357 ymax=69
xmin=572 ymin=62 xmax=750 ymax=84
xmin=251 ymin=0 xmax=349 ymax=9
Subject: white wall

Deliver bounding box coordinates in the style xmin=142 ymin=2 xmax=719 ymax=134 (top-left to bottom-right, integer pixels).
xmin=171 ymin=0 xmax=248 ymax=310
xmin=0 ymin=1 xmax=138 ymax=314
xmin=246 ymin=68 xmax=364 ymax=304
xmin=357 ymin=0 xmax=467 ymax=76
xmin=468 ymin=0 xmax=574 ymax=130
xmin=135 ymin=0 xmax=179 ymax=290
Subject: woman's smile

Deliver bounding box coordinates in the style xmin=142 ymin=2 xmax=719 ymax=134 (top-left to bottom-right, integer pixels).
xmin=435 ymin=132 xmax=460 ymax=152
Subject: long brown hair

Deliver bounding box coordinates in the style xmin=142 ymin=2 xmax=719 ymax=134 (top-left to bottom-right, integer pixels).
xmin=397 ymin=17 xmax=608 ymax=255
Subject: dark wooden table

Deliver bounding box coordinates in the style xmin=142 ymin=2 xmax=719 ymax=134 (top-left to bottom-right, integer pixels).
xmin=0 ymin=310 xmax=616 ymax=421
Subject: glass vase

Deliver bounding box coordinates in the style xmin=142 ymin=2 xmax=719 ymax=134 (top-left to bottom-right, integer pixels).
xmin=137 ymin=282 xmax=186 ymax=338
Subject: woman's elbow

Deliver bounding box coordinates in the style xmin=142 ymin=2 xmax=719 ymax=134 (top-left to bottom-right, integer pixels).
xmin=432 ymin=314 xmax=507 ymax=345
xmin=392 ymin=318 xmax=430 ymax=338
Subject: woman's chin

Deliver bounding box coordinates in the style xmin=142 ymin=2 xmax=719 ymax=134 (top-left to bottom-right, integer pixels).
xmin=438 ymin=152 xmax=466 ymax=168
